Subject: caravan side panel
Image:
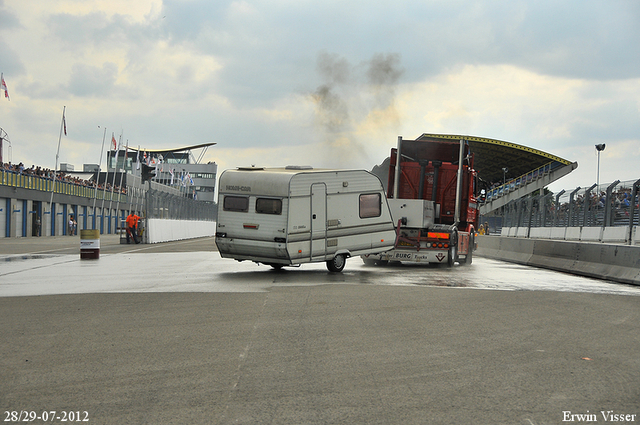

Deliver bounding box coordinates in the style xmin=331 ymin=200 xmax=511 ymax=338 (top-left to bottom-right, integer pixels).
xmin=287 ymin=170 xmax=396 ymax=261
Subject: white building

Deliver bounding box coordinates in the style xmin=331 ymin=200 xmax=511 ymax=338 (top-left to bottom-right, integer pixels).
xmin=107 ymin=142 xmax=218 ymax=202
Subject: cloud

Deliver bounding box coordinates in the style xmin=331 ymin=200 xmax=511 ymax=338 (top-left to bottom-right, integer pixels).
xmin=0 ymin=0 xmax=20 ymax=28
xmin=66 ymin=62 xmax=119 ymax=97
xmin=3 ymin=0 xmax=640 ymax=198
xmin=0 ymin=1 xmax=25 ymax=75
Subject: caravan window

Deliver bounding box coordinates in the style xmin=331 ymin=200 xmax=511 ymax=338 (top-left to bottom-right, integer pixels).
xmin=359 ymin=193 xmax=381 ymax=218
xmin=223 ymin=196 xmax=249 ymax=212
xmin=256 ymin=198 xmax=282 ymax=215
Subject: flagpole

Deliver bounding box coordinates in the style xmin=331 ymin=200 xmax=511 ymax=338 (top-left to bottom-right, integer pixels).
xmin=114 ymin=140 xmax=128 ymax=226
xmin=49 ymin=106 xmax=66 ymax=228
xmin=100 ymin=132 xmax=117 ymax=229
xmin=107 ymin=131 xmax=122 ymax=231
xmin=130 ymin=145 xmax=139 ymax=215
xmin=92 ymin=126 xmax=107 ymax=229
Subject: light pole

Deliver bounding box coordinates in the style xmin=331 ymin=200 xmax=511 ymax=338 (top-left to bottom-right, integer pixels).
xmin=595 ymin=144 xmax=605 ymax=189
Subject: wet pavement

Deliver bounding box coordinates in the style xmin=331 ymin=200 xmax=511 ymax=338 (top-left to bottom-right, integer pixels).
xmin=1 ymin=236 xmax=639 ymax=424
xmin=1 ymin=236 xmax=639 ymax=297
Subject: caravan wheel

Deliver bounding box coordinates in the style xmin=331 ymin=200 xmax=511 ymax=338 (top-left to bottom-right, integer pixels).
xmin=327 ymin=254 xmax=347 ymax=272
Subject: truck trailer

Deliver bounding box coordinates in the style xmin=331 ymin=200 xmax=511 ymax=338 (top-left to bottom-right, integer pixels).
xmin=362 ymin=136 xmax=479 ymax=266
xmin=215 ymin=166 xmax=397 ymax=272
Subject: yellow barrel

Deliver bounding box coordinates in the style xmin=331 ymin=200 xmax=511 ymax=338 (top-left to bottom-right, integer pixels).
xmin=80 ymin=229 xmax=100 ymax=259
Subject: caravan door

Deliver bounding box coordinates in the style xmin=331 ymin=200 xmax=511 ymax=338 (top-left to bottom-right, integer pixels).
xmin=310 ymin=183 xmax=327 ymax=260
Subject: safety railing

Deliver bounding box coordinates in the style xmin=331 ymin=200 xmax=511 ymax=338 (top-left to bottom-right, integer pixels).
xmin=1 ymin=169 xmax=126 ymax=202
xmin=484 ymin=162 xmax=558 ymax=202
xmin=485 ymin=178 xmax=640 ymax=244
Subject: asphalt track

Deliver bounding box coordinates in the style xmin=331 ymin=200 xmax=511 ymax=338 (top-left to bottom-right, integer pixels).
xmin=1 ymin=236 xmax=639 ymax=424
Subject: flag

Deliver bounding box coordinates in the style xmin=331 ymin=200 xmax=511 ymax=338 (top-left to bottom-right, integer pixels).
xmin=63 ymin=112 xmax=67 ymax=136
xmin=112 ymin=141 xmax=120 ymax=167
xmin=169 ymin=168 xmax=174 ymax=185
xmin=111 ymin=134 xmax=117 ymax=150
xmin=1 ymin=73 xmax=9 ymax=101
xmin=136 ymin=148 xmax=140 ymax=170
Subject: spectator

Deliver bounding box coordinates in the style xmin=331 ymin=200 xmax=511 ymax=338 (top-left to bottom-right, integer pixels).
xmin=68 ymin=215 xmax=77 ymax=236
xmin=126 ymin=213 xmax=141 ymax=244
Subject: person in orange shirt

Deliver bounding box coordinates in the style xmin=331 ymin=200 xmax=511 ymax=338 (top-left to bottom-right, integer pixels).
xmin=126 ymin=213 xmax=141 ymax=244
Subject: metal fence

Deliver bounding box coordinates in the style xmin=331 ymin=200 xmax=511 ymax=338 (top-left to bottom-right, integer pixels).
xmin=482 ymin=179 xmax=640 ymax=241
xmin=146 ymin=188 xmax=217 ymax=221
xmin=1 ymin=169 xmax=126 ymax=202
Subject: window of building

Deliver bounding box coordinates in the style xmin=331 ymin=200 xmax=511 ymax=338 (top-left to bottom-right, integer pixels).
xmin=256 ymin=198 xmax=282 ymax=215
xmin=223 ymin=196 xmax=249 ymax=212
xmin=194 ymin=186 xmax=215 ymax=192
xmin=166 ymin=158 xmax=188 ymax=164
xmin=359 ymin=193 xmax=381 ymax=218
xmin=192 ymin=173 xmax=215 ymax=179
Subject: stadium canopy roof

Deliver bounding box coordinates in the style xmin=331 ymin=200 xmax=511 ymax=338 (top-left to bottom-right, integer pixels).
xmin=125 ymin=142 xmax=216 ymax=154
xmin=416 ymin=133 xmax=574 ymax=185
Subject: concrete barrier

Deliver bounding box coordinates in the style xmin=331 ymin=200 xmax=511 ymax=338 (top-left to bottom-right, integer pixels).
xmin=501 ymin=226 xmax=639 ymax=244
xmin=549 ymin=227 xmax=566 ymax=240
xmin=565 ymin=227 xmax=581 ymax=240
xmin=580 ymin=227 xmax=601 ymax=242
xmin=146 ymin=219 xmax=216 ymax=244
xmin=602 ymin=226 xmax=628 ymax=243
xmin=476 ymin=236 xmax=640 ymax=286
xmin=529 ymin=227 xmax=551 ymax=239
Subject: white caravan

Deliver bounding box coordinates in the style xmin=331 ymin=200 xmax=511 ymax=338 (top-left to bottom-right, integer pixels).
xmin=215 ymin=166 xmax=396 ymax=272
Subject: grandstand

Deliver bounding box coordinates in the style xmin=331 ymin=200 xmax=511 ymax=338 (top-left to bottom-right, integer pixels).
xmin=414 ymin=134 xmax=578 ymax=215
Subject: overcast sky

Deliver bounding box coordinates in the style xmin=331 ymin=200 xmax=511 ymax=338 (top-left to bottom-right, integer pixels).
xmin=1 ymin=0 xmax=639 ymax=192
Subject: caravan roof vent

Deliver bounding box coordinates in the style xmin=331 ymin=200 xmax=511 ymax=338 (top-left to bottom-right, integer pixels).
xmin=285 ymin=165 xmax=313 ymax=170
xmin=237 ymin=166 xmax=265 ymax=171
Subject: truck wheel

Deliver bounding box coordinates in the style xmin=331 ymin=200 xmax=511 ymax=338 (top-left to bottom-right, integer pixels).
xmin=327 ymin=254 xmax=347 ymax=272
xmin=447 ymin=245 xmax=457 ymax=267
